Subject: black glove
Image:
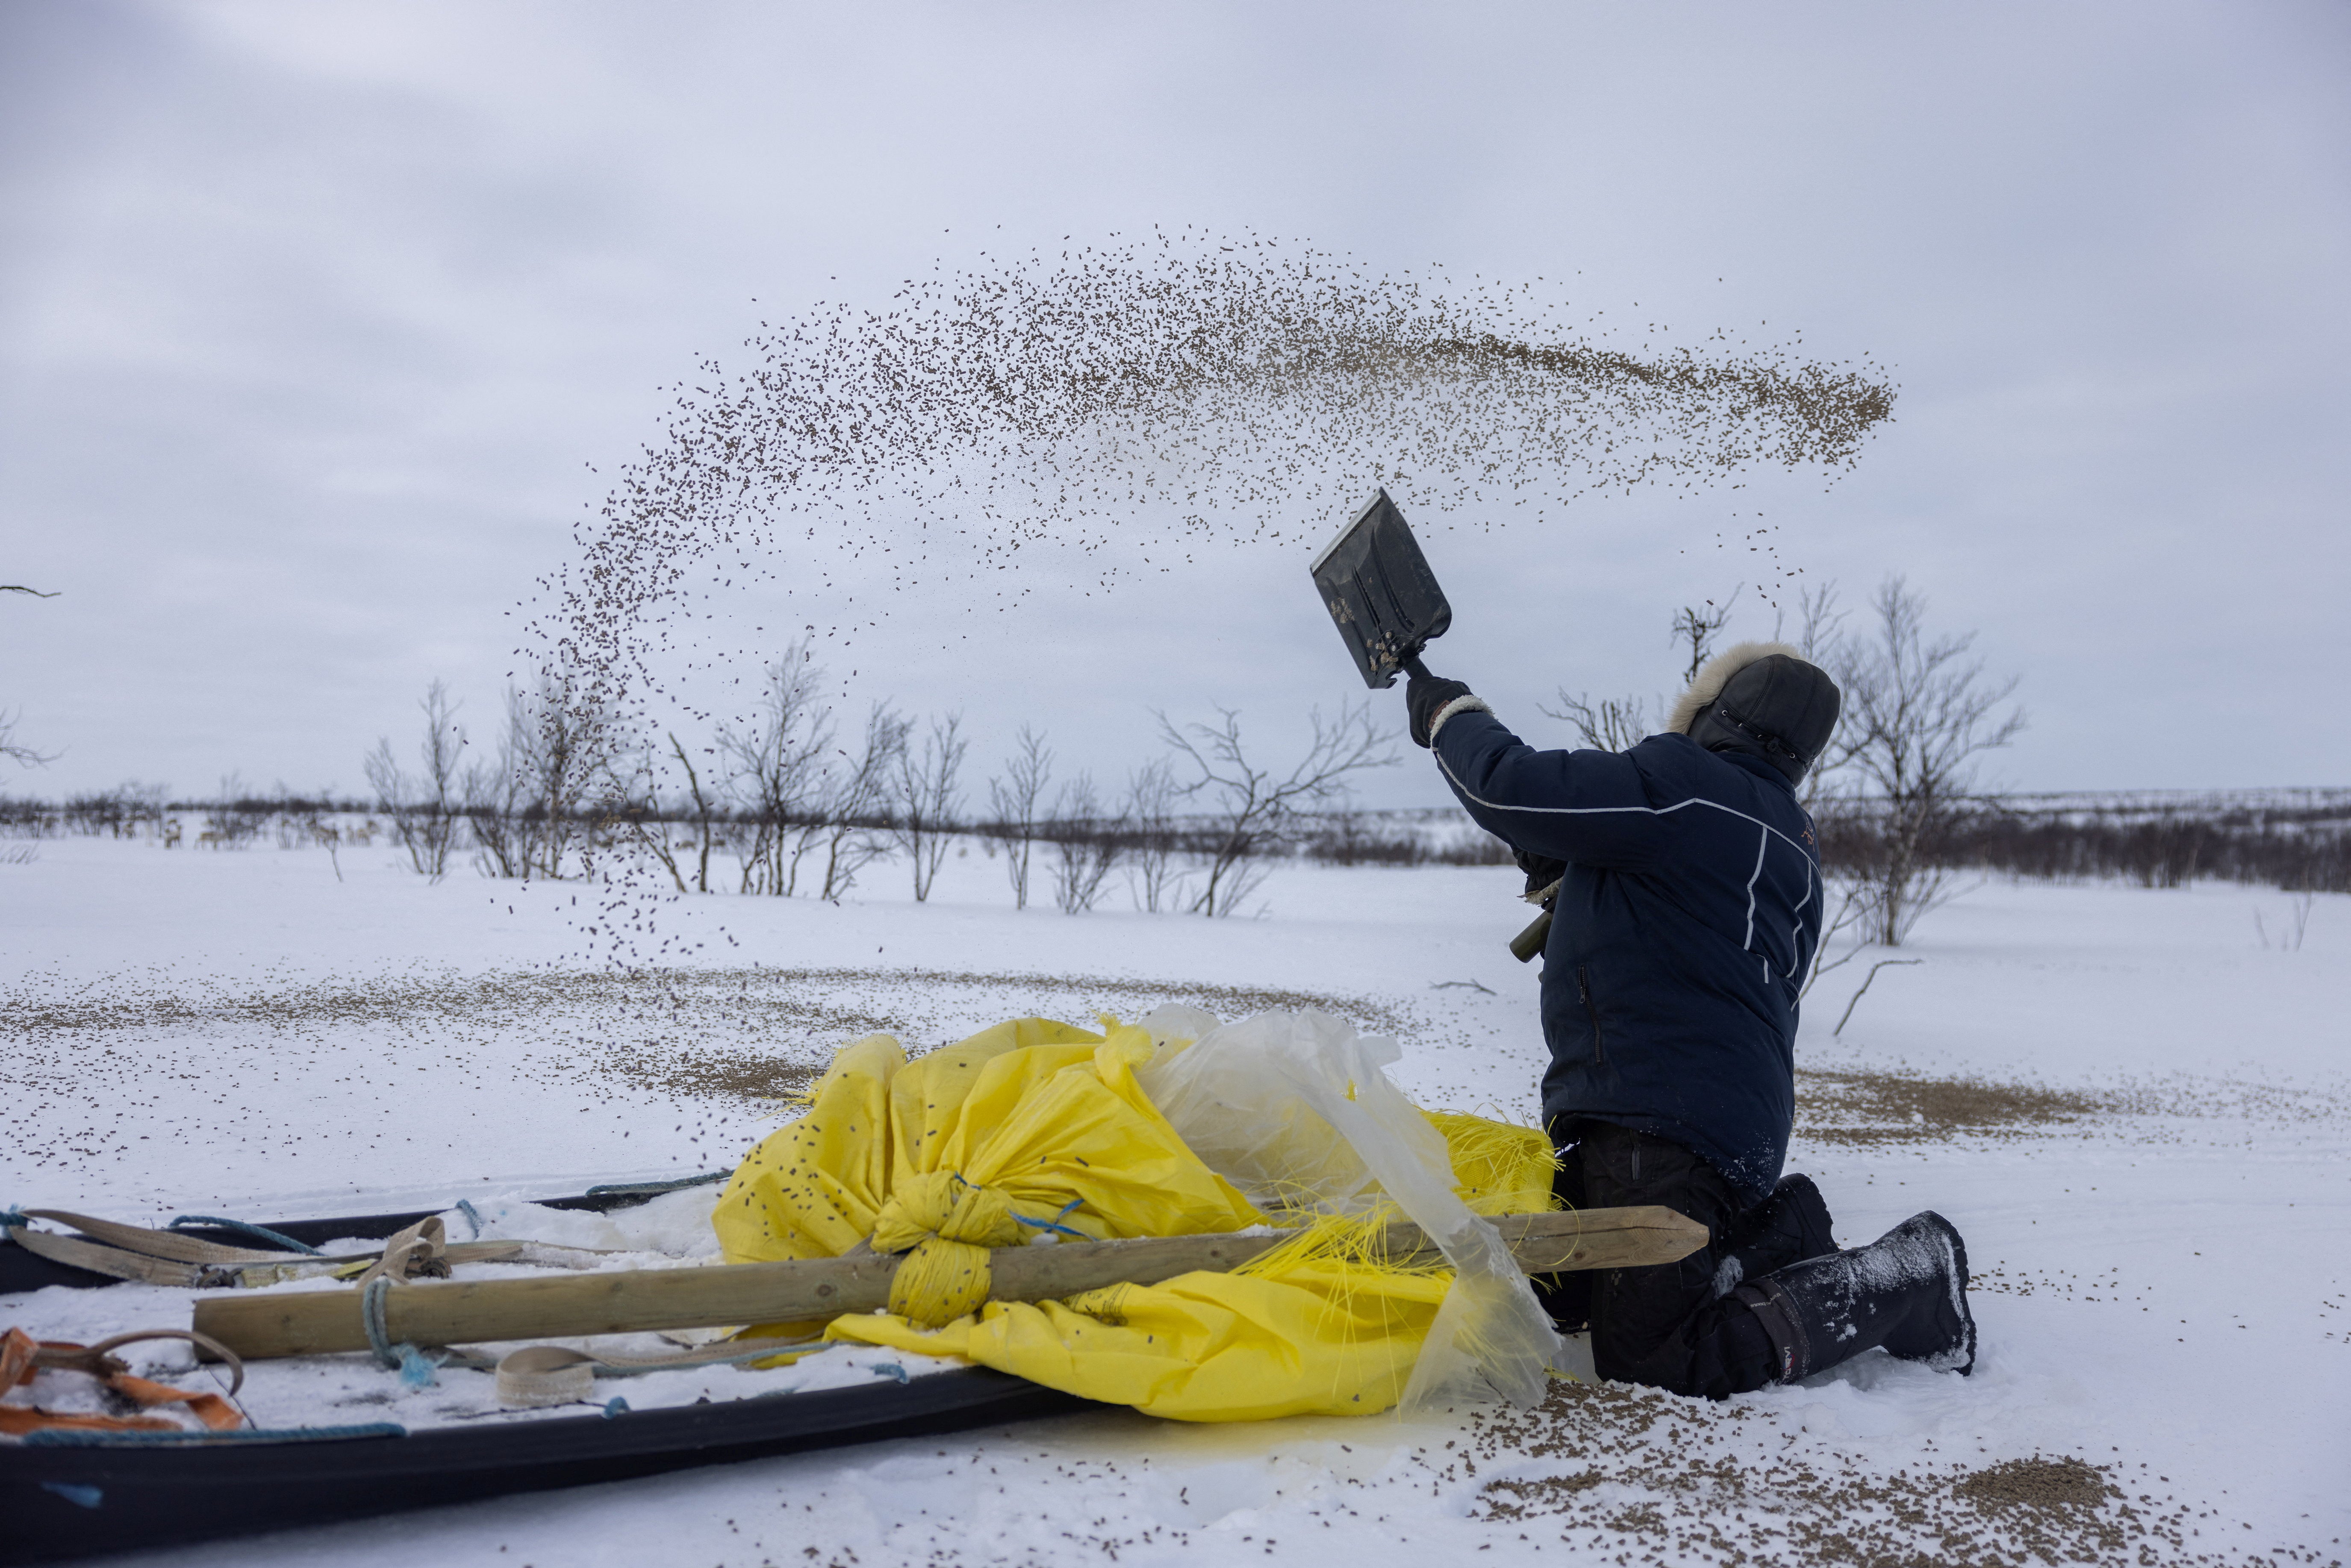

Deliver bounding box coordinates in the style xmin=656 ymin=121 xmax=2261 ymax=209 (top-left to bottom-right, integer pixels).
xmin=1514 ymin=848 xmax=1566 ymax=901
xmin=1405 ymin=668 xmax=1473 ymax=749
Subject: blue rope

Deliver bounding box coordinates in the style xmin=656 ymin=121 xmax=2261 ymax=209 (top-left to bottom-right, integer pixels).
xmin=454 ymin=1199 xmax=484 ymax=1241
xmin=932 ymin=1173 xmax=1089 ymax=1241
xmin=1011 ymin=1197 xmax=1090 ymax=1241
xmin=360 ymin=1276 xmax=398 ymax=1367
xmin=1 ymin=1207 xmax=30 ymax=1235
xmin=601 ymin=1397 xmax=630 ymax=1418
xmin=360 ymin=1276 xmax=442 ymax=1387
xmin=585 ymin=1170 xmax=731 ymax=1197
xmin=168 ymin=1214 xmax=324 ymax=1256
xmin=23 ymin=1423 xmax=407 ymax=1448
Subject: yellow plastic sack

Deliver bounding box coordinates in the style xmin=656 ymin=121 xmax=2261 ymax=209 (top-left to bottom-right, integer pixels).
xmin=713 ymin=1010 xmax=1563 ymax=1420
xmin=825 ymin=1109 xmax=1559 ymax=1421
xmin=713 ymin=1017 xmax=1264 ymax=1335
xmin=828 ymin=1219 xmax=1461 ymax=1421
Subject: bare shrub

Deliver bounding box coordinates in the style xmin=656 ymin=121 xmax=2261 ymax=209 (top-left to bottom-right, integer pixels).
xmin=1046 ymin=773 xmax=1121 ymax=914
xmin=1158 ymin=701 xmax=1394 ymax=917
xmin=1782 ymin=579 xmax=1848 ymax=666
xmin=365 ymin=681 xmax=467 ymax=881
xmin=985 ymin=726 xmax=1053 ymax=911
xmin=1 ymin=582 xmax=59 ymax=771
xmin=601 ymin=737 xmax=701 ymax=895
xmin=1821 ymin=577 xmax=2027 ymax=947
xmin=894 ymin=713 xmax=969 ymax=903
xmin=1540 ymin=692 xmax=1654 ymax=752
xmin=0 ymin=710 xmax=56 ymax=769
xmin=63 ymin=783 xmax=164 ymax=840
xmin=1122 ymin=757 xmax=1184 ymax=913
xmin=1670 ymin=584 xmax=1741 ymax=685
xmin=464 ymin=712 xmax=527 ymax=881
xmin=816 ymin=703 xmax=909 ymax=901
xmin=0 ymin=793 xmax=54 ymax=838
xmin=1542 ymin=583 xmax=1748 ymax=752
xmin=469 ymin=670 xmax=618 ymax=881
xmin=1302 ymin=810 xmax=1423 ymax=867
xmin=1922 ymin=796 xmax=2350 ymax=894
xmin=666 ymin=734 xmax=722 ymax=895
xmin=716 ymin=644 xmax=834 ymax=896
xmin=524 ymin=670 xmax=616 ymax=880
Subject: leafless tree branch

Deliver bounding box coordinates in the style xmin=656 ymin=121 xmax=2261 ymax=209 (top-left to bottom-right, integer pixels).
xmin=1156 ymin=700 xmax=1395 ymax=917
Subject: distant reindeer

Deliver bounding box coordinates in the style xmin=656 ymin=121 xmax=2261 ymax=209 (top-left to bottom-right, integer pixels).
xmin=196 ymin=829 xmax=223 ymax=849
xmin=162 ymin=820 xmax=182 ymax=849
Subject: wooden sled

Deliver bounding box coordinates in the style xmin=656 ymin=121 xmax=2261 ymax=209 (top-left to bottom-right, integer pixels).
xmin=3 ymin=1184 xmax=1703 ymax=1564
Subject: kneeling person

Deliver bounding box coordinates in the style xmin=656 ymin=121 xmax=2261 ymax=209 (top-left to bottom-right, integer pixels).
xmin=1405 ymin=642 xmax=1975 ymax=1395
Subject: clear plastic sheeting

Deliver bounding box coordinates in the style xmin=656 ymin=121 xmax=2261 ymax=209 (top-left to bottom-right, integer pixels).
xmin=719 ymin=1007 xmax=1565 ymax=1418
xmin=1135 ymin=1008 xmax=1567 ymax=1411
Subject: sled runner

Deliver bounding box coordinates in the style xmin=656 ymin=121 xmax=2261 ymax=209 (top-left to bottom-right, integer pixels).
xmin=3 ymin=1356 xmax=1080 ymax=1564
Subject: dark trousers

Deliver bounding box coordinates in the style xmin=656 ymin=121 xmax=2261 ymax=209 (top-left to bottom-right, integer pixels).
xmin=1542 ymin=1120 xmax=1781 ymax=1399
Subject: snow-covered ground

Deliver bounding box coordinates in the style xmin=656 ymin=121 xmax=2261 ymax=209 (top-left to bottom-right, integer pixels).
xmin=5 ymin=834 xmax=2346 ymax=1567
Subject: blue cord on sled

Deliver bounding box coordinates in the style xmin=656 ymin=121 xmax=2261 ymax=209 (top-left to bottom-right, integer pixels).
xmin=168 ymin=1214 xmax=324 ymax=1256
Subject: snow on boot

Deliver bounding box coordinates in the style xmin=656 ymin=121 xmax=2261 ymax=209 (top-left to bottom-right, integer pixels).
xmin=1711 ymin=1172 xmax=1837 ymax=1298
xmin=1733 ymin=1211 xmax=1976 ymax=1381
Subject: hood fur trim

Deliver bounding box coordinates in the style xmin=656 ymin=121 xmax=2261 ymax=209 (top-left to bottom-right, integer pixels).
xmin=1667 ymin=640 xmax=1805 ymax=735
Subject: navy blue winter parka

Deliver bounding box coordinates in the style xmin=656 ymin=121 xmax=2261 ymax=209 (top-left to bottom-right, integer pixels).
xmin=1431 ymin=708 xmax=1825 ymax=1206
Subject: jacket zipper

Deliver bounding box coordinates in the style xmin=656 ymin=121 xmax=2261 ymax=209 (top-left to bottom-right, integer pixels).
xmin=1575 ymin=965 xmax=1606 ymax=1064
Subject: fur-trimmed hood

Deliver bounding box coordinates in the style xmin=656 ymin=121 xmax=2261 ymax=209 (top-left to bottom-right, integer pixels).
xmin=1667 ymin=640 xmax=1805 ymax=734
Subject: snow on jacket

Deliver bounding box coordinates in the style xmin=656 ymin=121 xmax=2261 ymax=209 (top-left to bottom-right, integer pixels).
xmin=1430 ymin=709 xmax=1824 ymax=1206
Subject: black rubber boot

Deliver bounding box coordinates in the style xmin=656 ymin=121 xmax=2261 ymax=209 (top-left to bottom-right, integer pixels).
xmin=1734 ymin=1211 xmax=1976 ymax=1381
xmin=1712 ymin=1173 xmax=1836 ymax=1298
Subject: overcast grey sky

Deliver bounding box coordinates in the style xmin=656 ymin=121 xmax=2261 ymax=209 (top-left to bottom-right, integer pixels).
xmin=4 ymin=0 xmax=2346 ymax=807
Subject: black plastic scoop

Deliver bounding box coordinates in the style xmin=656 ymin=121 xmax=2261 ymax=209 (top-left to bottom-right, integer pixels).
xmin=1308 ymin=488 xmax=1452 ymax=689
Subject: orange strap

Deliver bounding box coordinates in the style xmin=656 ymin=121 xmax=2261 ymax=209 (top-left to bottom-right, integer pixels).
xmin=0 ymin=1325 xmax=245 ymax=1434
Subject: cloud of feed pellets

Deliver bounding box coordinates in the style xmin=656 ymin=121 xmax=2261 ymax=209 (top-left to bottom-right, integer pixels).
xmin=516 ymin=228 xmax=1897 ymax=964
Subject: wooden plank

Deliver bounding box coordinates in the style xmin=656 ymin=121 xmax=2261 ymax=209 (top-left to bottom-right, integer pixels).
xmin=7 ymin=1226 xmax=204 ymax=1288
xmin=194 ymin=1206 xmax=1707 ymax=1362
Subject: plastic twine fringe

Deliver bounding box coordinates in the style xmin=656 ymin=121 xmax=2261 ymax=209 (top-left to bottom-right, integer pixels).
xmin=1224 ymin=1208 xmax=1455 ymax=1408
xmin=1233 ymin=1207 xmax=1451 ymax=1284
xmin=1424 ymin=1111 xmax=1564 ymax=1217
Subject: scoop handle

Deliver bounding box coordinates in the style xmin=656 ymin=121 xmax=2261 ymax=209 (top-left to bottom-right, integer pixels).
xmin=1509 ymin=908 xmax=1553 ymax=964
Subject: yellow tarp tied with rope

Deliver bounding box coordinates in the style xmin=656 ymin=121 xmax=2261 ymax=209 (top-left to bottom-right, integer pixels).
xmin=711 ymin=1010 xmax=1564 ymax=1422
